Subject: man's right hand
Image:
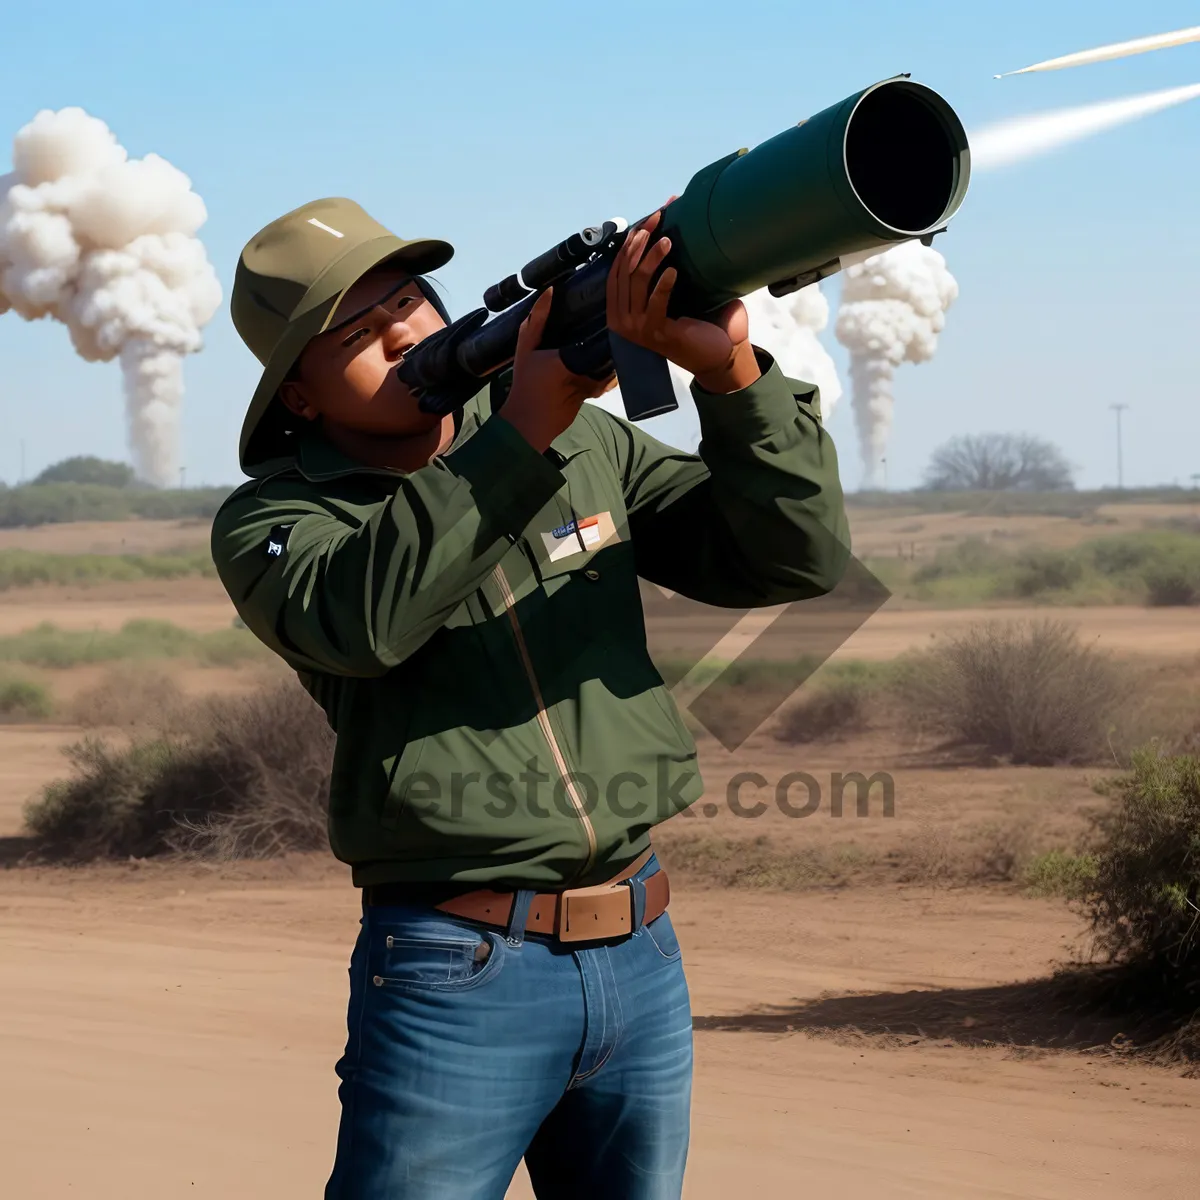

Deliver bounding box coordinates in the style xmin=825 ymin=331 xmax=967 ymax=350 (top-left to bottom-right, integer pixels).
xmin=498 ymin=287 xmax=617 ymax=453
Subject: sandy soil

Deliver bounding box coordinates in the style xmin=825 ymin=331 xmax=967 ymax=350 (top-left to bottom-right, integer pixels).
xmin=0 ymin=577 xmax=237 ymax=634
xmin=0 ymin=862 xmax=1194 ymax=1199
xmin=845 ymin=501 xmax=1200 ymax=558
xmin=0 ymin=518 xmax=212 ymax=555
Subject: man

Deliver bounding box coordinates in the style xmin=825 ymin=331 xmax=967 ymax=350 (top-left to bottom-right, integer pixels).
xmin=212 ymin=195 xmax=850 ymax=1199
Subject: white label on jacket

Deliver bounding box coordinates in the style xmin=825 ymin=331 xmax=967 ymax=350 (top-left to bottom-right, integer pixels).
xmin=541 ymin=511 xmax=619 ymax=562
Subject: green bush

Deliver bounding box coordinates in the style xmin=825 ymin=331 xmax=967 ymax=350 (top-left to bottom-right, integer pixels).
xmin=0 ymin=549 xmax=215 ymax=591
xmin=1143 ymin=557 xmax=1200 ymax=607
xmin=1023 ymin=849 xmax=1099 ymax=898
xmin=33 ymin=456 xmax=136 ymax=488
xmin=1082 ymin=532 xmax=1200 ymax=605
xmin=1008 ymin=547 xmax=1087 ymax=598
xmin=24 ymin=682 xmax=334 ymax=862
xmin=0 ymin=484 xmax=232 ymax=528
xmin=1087 ymin=534 xmax=1162 ymax=577
xmin=0 ymin=619 xmax=266 ymax=668
xmin=1088 ymin=750 xmax=1200 ymax=991
xmin=0 ymin=674 xmax=54 ymax=720
xmin=912 ymin=536 xmax=1009 ymax=583
xmin=897 ymin=618 xmax=1125 ymax=765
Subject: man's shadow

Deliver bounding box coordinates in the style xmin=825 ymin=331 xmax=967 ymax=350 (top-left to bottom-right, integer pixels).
xmin=693 ymin=969 xmax=1194 ymax=1058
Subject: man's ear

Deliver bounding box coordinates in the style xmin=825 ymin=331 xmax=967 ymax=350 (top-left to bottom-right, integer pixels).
xmin=279 ymin=378 xmax=320 ymax=423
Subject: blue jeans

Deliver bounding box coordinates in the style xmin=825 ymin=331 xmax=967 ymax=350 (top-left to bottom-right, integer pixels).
xmin=324 ymin=854 xmax=693 ymax=1199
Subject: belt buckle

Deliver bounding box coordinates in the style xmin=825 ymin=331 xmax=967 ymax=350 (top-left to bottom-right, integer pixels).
xmin=556 ymin=881 xmax=633 ymax=943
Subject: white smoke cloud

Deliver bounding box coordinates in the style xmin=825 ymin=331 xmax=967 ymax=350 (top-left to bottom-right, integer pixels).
xmin=0 ymin=108 xmax=221 ymax=486
xmin=834 ymin=241 xmax=958 ymax=489
xmin=597 ymin=282 xmax=841 ymax=449
xmin=740 ymin=284 xmax=841 ymax=421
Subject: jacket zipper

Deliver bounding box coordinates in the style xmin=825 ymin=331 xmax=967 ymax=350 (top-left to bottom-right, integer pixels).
xmin=491 ymin=561 xmax=598 ymax=880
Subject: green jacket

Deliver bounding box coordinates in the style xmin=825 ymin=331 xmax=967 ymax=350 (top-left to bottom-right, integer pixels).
xmin=210 ymin=349 xmax=851 ymax=889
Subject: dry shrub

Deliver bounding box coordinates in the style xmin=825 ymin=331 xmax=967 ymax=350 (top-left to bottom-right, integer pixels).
xmin=894 ymin=818 xmax=1038 ymax=887
xmin=897 ymin=618 xmax=1124 ymax=765
xmin=774 ymin=679 xmax=871 ymax=744
xmin=24 ymin=681 xmax=334 ymax=862
xmin=67 ymin=665 xmax=189 ymax=732
xmin=0 ymin=672 xmax=54 ymax=721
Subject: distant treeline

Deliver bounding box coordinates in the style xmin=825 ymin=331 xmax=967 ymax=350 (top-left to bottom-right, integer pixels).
xmin=2 ymin=479 xmax=1199 ymax=529
xmin=847 ymin=487 xmax=1200 ymax=517
xmin=0 ymin=483 xmax=234 ymax=528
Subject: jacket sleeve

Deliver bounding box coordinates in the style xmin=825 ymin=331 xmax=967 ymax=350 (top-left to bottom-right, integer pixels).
xmin=211 ymin=416 xmax=566 ymax=677
xmin=579 ymin=348 xmax=851 ymax=607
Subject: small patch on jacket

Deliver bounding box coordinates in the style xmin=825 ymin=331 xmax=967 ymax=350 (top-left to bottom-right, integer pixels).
xmin=541 ymin=511 xmax=619 ymax=562
xmin=264 ymin=523 xmax=294 ymax=560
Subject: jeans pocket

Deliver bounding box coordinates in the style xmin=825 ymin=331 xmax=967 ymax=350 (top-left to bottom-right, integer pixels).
xmin=370 ymin=921 xmax=505 ymax=993
xmin=644 ymin=910 xmax=682 ymax=961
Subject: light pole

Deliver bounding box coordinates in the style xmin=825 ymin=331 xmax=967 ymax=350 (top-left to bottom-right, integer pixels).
xmin=1110 ymin=404 xmax=1128 ymax=489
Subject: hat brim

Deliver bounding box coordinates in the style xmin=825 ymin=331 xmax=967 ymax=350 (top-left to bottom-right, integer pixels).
xmin=238 ymin=234 xmax=454 ymax=474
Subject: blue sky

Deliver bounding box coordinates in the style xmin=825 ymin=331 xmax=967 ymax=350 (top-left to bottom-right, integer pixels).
xmin=2 ymin=0 xmax=1199 ymax=491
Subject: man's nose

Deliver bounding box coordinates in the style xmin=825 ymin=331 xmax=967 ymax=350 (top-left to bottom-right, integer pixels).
xmin=379 ymin=315 xmax=414 ymax=358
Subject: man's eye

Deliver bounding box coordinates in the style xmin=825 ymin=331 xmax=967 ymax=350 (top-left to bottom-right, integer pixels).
xmin=342 ymin=328 xmax=369 ymax=347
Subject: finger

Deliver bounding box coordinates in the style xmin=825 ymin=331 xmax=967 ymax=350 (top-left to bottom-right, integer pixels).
xmin=633 ymin=208 xmax=663 ymax=236
xmin=614 ymin=230 xmax=643 ymax=319
xmin=645 ymin=265 xmax=677 ymax=329
xmin=629 ymin=235 xmax=672 ymax=318
xmin=515 ymin=287 xmax=553 ymax=357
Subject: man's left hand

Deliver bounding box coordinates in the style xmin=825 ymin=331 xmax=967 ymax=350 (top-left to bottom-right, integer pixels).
xmin=605 ymin=204 xmax=761 ymax=395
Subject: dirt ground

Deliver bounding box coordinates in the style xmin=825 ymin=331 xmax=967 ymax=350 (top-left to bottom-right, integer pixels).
xmin=2 ymin=514 xmax=1199 ymax=1197
xmin=0 ymin=517 xmax=212 ymax=555
xmin=0 ymin=862 xmax=1195 ymax=1199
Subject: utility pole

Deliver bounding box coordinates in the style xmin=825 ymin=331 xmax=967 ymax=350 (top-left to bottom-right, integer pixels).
xmin=1110 ymin=404 xmax=1128 ymax=489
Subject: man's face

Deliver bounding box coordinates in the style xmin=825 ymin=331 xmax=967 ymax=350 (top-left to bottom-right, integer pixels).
xmin=279 ymin=265 xmax=447 ymax=437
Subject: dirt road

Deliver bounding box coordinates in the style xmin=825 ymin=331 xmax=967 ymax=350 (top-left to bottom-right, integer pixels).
xmin=0 ymin=865 xmax=1194 ymax=1199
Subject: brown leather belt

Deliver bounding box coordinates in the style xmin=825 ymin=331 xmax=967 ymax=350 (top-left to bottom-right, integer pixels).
xmin=365 ymin=848 xmax=669 ymax=944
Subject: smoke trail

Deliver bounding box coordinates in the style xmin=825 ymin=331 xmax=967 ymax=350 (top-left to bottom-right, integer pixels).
xmin=0 ymin=108 xmax=221 ymax=486
xmin=971 ymin=83 xmax=1200 ymax=171
xmin=597 ymin=282 xmax=841 ymax=449
xmin=995 ymin=24 xmax=1200 ymax=77
xmin=833 ymin=242 xmax=958 ymax=488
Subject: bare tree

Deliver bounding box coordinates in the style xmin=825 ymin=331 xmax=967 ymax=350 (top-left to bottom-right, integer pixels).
xmin=922 ymin=433 xmax=1075 ymax=492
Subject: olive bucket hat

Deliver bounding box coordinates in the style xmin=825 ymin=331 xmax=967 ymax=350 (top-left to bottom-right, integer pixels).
xmin=230 ymin=197 xmax=454 ymax=474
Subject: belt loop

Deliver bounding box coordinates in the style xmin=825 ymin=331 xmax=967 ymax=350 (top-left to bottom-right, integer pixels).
xmin=628 ymin=877 xmax=647 ymax=933
xmin=506 ymin=888 xmax=535 ymax=947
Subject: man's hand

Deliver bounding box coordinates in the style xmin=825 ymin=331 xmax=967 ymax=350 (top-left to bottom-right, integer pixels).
xmin=605 ymin=206 xmax=761 ymax=395
xmin=499 ymin=286 xmax=617 ymax=453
